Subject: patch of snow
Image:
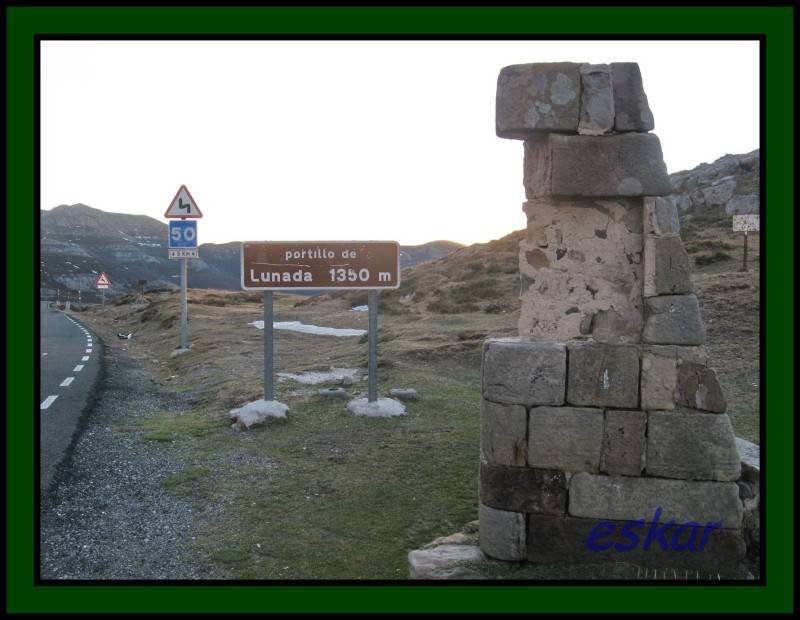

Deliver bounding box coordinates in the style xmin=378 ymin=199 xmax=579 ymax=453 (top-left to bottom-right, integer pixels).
xmin=229 ymin=399 xmax=289 ymax=428
xmin=249 ymin=320 xmax=366 ymax=337
xmin=351 ymin=305 xmax=368 ymax=312
xmin=277 ymin=367 xmax=361 ymax=385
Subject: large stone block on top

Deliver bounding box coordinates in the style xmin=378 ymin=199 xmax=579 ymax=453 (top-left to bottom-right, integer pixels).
xmin=527 ymin=514 xmax=745 ymax=574
xmin=480 ymin=400 xmax=527 ymax=466
xmin=480 ymin=463 xmax=567 ymax=514
xmin=528 ymin=406 xmax=604 ymax=472
xmin=601 ymin=409 xmax=646 ymax=476
xmin=578 ymin=64 xmax=614 ymax=136
xmin=523 ymin=133 xmax=672 ymax=198
xmin=642 ymin=294 xmax=706 ymax=345
xmin=479 ymin=503 xmax=527 ymax=561
xmin=611 ymin=62 xmax=655 ymax=132
xmin=675 ymin=361 xmax=727 ymax=412
xmin=519 ymin=198 xmax=643 ymax=344
xmin=566 ymin=343 xmax=640 ymax=408
xmin=646 ymin=411 xmax=740 ymax=481
xmin=568 ymin=472 xmax=743 ymax=529
xmin=495 ymin=62 xmax=581 ymax=138
xmin=482 ymin=338 xmax=566 ymax=406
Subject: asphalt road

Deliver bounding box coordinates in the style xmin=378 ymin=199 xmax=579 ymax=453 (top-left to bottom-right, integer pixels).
xmin=40 ymin=301 xmax=102 ymax=493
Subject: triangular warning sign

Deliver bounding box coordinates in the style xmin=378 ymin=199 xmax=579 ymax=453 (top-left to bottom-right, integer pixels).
xmin=95 ymin=272 xmax=112 ymax=286
xmin=164 ymin=185 xmax=203 ymax=219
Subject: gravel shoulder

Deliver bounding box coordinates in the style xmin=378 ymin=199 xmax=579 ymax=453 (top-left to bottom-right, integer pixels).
xmin=39 ymin=342 xmax=227 ymax=580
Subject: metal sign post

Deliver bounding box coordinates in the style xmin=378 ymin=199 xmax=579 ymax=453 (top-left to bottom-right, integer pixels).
xmin=165 ymin=186 xmax=203 ymax=351
xmin=741 ymin=230 xmax=748 ymax=272
xmin=95 ymin=272 xmax=111 ymax=306
xmin=263 ymin=291 xmax=274 ymax=400
xmin=732 ymin=214 xmax=759 ymax=274
xmin=180 ymin=257 xmax=189 ymax=349
xmin=368 ymin=290 xmax=379 ymax=403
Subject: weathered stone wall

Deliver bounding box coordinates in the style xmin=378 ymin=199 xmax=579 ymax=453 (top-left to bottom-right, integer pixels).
xmin=479 ymin=61 xmax=747 ymax=575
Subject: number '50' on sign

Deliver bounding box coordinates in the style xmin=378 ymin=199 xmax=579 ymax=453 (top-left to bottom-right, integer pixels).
xmin=168 ymin=221 xmax=198 ymax=248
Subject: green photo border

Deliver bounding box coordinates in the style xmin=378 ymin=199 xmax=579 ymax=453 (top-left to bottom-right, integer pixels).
xmin=7 ymin=4 xmax=793 ymax=614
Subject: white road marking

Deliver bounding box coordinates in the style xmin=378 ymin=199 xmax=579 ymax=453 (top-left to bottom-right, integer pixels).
xmin=81 ymin=356 xmax=90 ymax=361
xmin=42 ymin=353 xmax=48 ymax=356
xmin=41 ymin=395 xmax=58 ymax=409
xmin=73 ymin=365 xmax=84 ymax=372
xmin=60 ymin=377 xmax=75 ymax=387
xmin=85 ymin=349 xmax=92 ymax=353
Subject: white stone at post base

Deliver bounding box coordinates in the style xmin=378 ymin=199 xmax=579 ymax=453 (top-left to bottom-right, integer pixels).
xmin=346 ymin=397 xmax=406 ymax=417
xmin=229 ymin=399 xmax=289 ymax=428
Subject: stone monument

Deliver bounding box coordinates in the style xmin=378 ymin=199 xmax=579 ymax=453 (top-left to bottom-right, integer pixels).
xmin=479 ymin=62 xmax=746 ymax=574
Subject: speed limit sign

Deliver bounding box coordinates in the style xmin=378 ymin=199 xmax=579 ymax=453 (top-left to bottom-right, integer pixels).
xmin=169 ymin=221 xmax=198 ymax=248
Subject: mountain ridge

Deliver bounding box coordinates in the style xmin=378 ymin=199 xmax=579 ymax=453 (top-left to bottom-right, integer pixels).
xmin=40 ymin=148 xmax=758 ymax=302
xmin=40 ymin=207 xmax=464 ymax=300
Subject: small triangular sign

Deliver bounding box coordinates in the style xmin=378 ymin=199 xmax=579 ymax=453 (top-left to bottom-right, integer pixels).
xmin=95 ymin=272 xmax=112 ymax=286
xmin=164 ymin=184 xmax=203 ymax=219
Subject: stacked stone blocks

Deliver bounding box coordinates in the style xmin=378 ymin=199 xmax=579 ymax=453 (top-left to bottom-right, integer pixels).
xmin=480 ymin=339 xmax=743 ymax=568
xmin=481 ymin=61 xmax=745 ymax=573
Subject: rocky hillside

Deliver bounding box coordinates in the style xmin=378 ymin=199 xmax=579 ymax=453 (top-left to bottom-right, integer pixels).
xmin=40 ymin=204 xmax=242 ymax=301
xmin=39 ymin=204 xmax=464 ymax=301
xmin=323 ymin=149 xmax=761 ymax=316
xmin=670 ymin=149 xmax=759 ymax=217
xmin=400 ymin=240 xmax=465 ymax=269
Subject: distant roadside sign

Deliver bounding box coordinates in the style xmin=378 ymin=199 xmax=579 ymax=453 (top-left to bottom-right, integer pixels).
xmin=241 ymin=241 xmax=400 ymax=291
xmin=169 ymin=220 xmax=198 ymax=248
xmin=733 ymin=214 xmax=759 ymax=232
xmin=164 ymin=184 xmax=203 ymax=219
xmin=169 ymin=248 xmax=199 ymax=260
xmin=95 ymin=272 xmax=112 ymax=289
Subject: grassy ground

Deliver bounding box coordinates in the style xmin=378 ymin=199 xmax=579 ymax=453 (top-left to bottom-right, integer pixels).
xmin=71 ymin=214 xmax=760 ymax=578
xmin=682 ymin=205 xmax=761 ymax=443
xmin=76 ymin=291 xmax=497 ymax=579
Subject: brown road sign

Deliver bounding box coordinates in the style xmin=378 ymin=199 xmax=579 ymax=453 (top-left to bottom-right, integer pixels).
xmin=241 ymin=241 xmax=400 ymax=290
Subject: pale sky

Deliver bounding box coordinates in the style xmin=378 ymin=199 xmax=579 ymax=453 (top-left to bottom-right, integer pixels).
xmin=40 ymin=40 xmax=759 ymax=246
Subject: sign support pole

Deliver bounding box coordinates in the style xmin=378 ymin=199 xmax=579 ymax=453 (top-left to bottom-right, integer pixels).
xmin=180 ymin=256 xmax=189 ymax=349
xmin=741 ymin=230 xmax=748 ymax=272
xmin=263 ymin=291 xmax=274 ymax=401
xmin=101 ymin=289 xmax=105 ymax=306
xmin=368 ymin=290 xmax=379 ymax=403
